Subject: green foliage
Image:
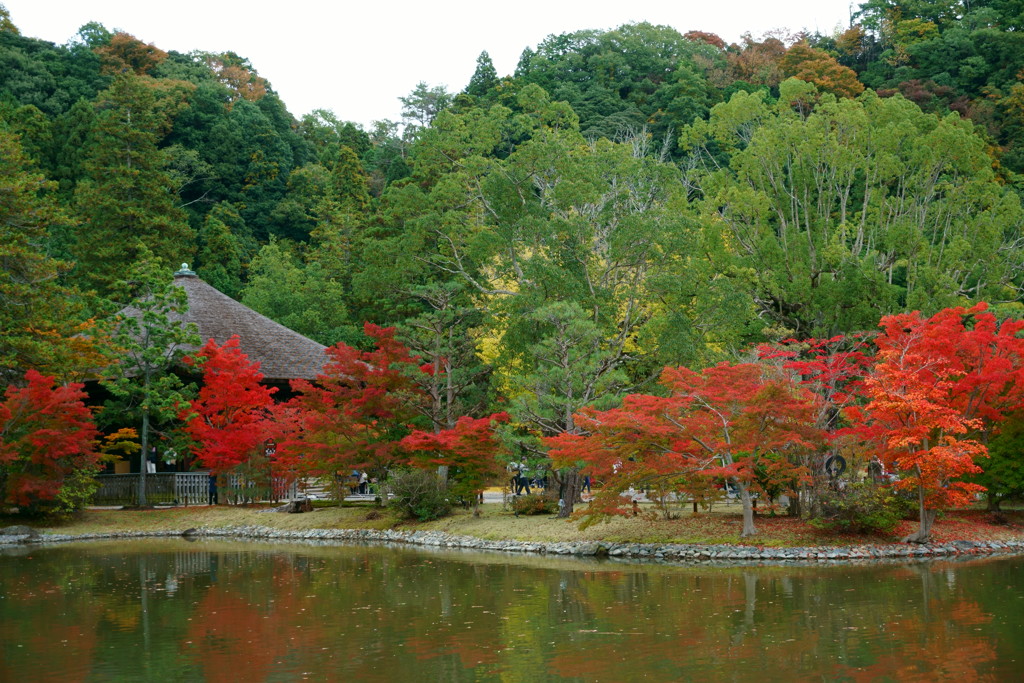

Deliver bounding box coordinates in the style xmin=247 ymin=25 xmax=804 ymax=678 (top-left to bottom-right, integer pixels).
xmin=100 ymin=252 xmax=200 ymax=505
xmin=810 ymin=482 xmax=914 ymax=535
xmin=466 ymin=51 xmax=499 ymax=98
xmin=516 ymin=22 xmax=724 ymax=155
xmin=974 ymin=414 xmax=1024 ymax=510
xmin=0 ymin=29 xmax=107 ymax=117
xmin=0 ymin=124 xmax=90 ymax=387
xmin=195 ymin=203 xmax=246 ymax=299
xmin=681 ymin=88 xmax=1024 ymax=339
xmin=507 ymin=301 xmax=626 ymax=437
xmin=48 ymin=464 xmax=101 ymax=516
xmin=398 ymin=282 xmax=491 ymax=431
xmin=240 ymin=239 xmax=358 ymax=347
xmin=297 ymin=109 xmax=370 ymax=165
xmin=385 ymin=468 xmax=452 ymax=521
xmin=400 ymin=81 xmax=452 ymax=134
xmin=72 ymin=74 xmax=196 ymax=294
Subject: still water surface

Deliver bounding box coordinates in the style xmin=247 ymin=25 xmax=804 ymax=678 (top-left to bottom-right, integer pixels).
xmin=1 ymin=539 xmax=1021 ymax=681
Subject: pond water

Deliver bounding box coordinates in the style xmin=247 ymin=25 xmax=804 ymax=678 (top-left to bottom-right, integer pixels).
xmin=1 ymin=540 xmax=1021 ymax=681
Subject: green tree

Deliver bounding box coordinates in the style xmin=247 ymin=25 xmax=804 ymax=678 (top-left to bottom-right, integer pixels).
xmin=101 ymin=253 xmax=199 ymax=505
xmin=297 ymin=109 xmax=370 ymax=165
xmin=0 ymin=3 xmax=18 ymax=34
xmin=975 ymin=413 xmax=1024 ymax=511
xmin=240 ymin=239 xmax=357 ymax=346
xmin=515 ymin=23 xmax=725 ymax=154
xmin=0 ymin=125 xmax=92 ymax=388
xmin=506 ymin=302 xmax=626 ymax=517
xmin=73 ymin=74 xmax=195 ymax=294
xmin=680 ymin=87 xmax=1024 ymax=338
xmin=465 ymin=51 xmax=499 ymax=98
xmin=195 ymin=203 xmax=246 ymax=298
xmin=399 ymin=283 xmax=491 ymax=433
xmin=400 ymin=81 xmax=453 ymax=133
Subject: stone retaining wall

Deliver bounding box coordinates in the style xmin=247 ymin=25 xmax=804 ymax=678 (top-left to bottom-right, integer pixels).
xmin=4 ymin=525 xmax=1024 ymax=565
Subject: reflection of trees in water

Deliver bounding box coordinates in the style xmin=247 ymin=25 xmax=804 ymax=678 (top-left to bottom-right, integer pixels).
xmin=0 ymin=545 xmax=1017 ymax=680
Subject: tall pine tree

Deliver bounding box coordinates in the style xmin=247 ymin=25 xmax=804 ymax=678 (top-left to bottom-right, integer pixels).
xmin=73 ymin=74 xmax=195 ymax=295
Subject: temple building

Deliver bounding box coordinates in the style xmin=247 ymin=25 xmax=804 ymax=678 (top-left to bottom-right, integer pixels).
xmin=165 ymin=264 xmax=329 ymax=388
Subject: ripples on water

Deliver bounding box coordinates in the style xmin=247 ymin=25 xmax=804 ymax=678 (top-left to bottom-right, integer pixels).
xmin=0 ymin=540 xmax=1020 ymax=681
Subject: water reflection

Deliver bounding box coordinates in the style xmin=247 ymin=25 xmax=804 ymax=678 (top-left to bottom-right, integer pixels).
xmin=0 ymin=540 xmax=1019 ymax=681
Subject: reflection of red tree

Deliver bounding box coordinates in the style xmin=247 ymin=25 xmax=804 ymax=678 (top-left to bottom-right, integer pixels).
xmin=404 ymin=621 xmax=502 ymax=670
xmin=829 ymin=600 xmax=995 ymax=682
xmin=185 ymin=557 xmax=337 ymax=682
xmin=546 ymin=568 xmax=998 ymax=682
xmin=187 ymin=588 xmax=281 ymax=682
xmin=0 ymin=580 xmax=99 ymax=682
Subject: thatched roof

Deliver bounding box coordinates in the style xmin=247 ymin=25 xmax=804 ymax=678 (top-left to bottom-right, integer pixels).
xmin=133 ymin=266 xmax=329 ymax=382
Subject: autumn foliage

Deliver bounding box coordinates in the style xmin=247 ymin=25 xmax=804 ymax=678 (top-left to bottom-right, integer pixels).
xmin=282 ymin=323 xmax=427 ymax=480
xmin=402 ymin=412 xmax=510 ymax=505
xmin=182 ymin=336 xmax=279 ymax=475
xmin=548 ymin=363 xmax=821 ymax=535
xmin=0 ymin=370 xmax=98 ymax=511
xmin=848 ymin=304 xmax=1024 ymax=542
xmin=779 ymin=42 xmax=865 ymax=98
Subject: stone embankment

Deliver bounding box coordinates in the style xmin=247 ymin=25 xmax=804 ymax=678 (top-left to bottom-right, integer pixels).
xmin=3 ymin=525 xmax=1023 ymax=564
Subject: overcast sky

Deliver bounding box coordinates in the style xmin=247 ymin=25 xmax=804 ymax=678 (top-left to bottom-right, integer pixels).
xmin=5 ymin=0 xmax=859 ymax=128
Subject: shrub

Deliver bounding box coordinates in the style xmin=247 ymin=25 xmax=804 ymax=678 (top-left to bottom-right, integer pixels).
xmin=511 ymin=494 xmax=557 ymax=515
xmin=386 ymin=468 xmax=451 ymax=521
xmin=810 ymin=482 xmax=910 ymax=535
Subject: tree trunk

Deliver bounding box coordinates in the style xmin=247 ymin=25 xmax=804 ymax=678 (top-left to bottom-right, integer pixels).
xmin=138 ymin=408 xmax=149 ymax=506
xmin=986 ymin=495 xmax=1001 ymax=512
xmin=902 ymin=484 xmax=936 ymax=543
xmin=737 ymin=481 xmax=757 ymax=537
xmin=902 ymin=508 xmax=937 ymax=543
xmin=788 ymin=488 xmax=802 ymax=517
xmin=558 ymin=468 xmax=580 ymax=518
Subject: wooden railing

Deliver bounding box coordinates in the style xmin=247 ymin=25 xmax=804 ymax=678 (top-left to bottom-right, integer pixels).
xmin=93 ymin=472 xmax=297 ymax=506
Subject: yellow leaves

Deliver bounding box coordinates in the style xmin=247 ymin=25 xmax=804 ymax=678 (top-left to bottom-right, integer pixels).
xmin=97 ymin=428 xmax=140 ymax=462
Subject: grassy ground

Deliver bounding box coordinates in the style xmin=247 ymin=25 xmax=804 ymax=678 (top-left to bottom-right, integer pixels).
xmin=11 ymin=498 xmax=1024 ymax=547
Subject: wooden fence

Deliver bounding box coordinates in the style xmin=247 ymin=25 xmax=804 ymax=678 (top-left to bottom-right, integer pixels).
xmin=93 ymin=472 xmax=297 ymax=506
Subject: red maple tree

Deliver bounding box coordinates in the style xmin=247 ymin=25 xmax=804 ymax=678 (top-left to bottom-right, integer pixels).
xmin=0 ymin=370 xmax=99 ymax=511
xmin=848 ymin=304 xmax=1024 ymax=542
xmin=848 ymin=312 xmax=982 ymax=542
xmin=282 ymin=323 xmax=426 ymax=482
xmin=939 ymin=304 xmax=1024 ymax=433
xmin=182 ymin=336 xmax=278 ymax=475
xmin=760 ymin=334 xmax=874 ymax=509
xmin=401 ymin=412 xmax=510 ymax=510
xmin=548 ymin=363 xmax=821 ymax=536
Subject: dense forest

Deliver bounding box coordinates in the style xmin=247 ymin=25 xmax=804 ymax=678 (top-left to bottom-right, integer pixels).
xmin=2 ymin=2 xmax=1024 ymax=524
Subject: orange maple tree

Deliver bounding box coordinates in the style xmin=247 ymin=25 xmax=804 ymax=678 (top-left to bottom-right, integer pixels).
xmin=779 ymin=42 xmax=865 ymax=98
xmin=845 ymin=305 xmax=1024 ymax=542
xmin=548 ymin=363 xmax=821 ymax=536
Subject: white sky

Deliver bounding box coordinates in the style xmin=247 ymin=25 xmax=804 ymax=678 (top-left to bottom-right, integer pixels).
xmin=5 ymin=1 xmax=859 ymax=128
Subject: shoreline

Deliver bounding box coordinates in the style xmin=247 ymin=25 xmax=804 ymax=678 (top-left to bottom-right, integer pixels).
xmin=5 ymin=524 xmax=1024 ymax=565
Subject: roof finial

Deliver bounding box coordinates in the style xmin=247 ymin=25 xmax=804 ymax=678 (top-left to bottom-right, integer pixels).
xmin=174 ymin=263 xmax=197 ymax=277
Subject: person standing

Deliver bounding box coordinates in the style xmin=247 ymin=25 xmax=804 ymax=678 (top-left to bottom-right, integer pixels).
xmin=208 ymin=473 xmax=218 ymax=505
